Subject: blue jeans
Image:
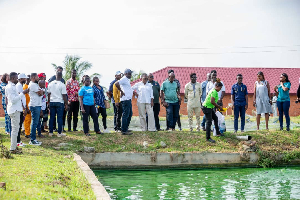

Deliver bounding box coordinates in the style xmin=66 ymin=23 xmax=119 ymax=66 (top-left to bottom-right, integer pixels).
xmin=277 ymin=101 xmax=290 ymax=128
xmin=30 ymin=106 xmax=41 ymax=141
xmin=234 ymin=105 xmax=245 ymax=131
xmin=166 ymin=102 xmax=179 ymax=129
xmin=201 ymin=114 xmax=206 ymax=127
xmin=121 ymin=100 xmax=132 ymax=132
xmin=49 ymin=102 xmax=64 ymax=134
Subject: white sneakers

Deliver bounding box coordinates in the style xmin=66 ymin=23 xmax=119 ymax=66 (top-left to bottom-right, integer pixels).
xmin=29 ymin=140 xmax=42 ymax=146
xmin=57 ymin=133 xmax=66 ymax=137
xmin=17 ymin=141 xmax=26 ymax=147
xmin=49 ymin=133 xmax=66 ymax=137
xmin=103 ymin=129 xmax=110 ymax=133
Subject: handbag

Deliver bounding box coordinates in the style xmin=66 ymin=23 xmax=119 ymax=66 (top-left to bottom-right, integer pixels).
xmin=104 ymin=100 xmax=110 ymax=109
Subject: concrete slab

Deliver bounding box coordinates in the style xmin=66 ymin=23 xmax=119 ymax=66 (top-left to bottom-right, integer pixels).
xmin=73 ymin=153 xmax=111 ymax=200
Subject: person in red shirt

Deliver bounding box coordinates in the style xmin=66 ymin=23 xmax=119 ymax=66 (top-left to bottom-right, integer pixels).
xmin=66 ymin=69 xmax=80 ymax=131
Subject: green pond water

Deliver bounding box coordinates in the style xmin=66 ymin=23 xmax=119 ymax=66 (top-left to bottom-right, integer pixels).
xmin=94 ymin=167 xmax=300 ymax=200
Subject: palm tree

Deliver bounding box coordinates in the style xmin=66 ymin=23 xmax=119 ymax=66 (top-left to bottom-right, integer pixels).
xmin=52 ymin=55 xmax=100 ymax=85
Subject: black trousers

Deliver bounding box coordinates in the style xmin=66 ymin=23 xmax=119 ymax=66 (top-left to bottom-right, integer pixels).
xmin=17 ymin=112 xmax=24 ymax=143
xmin=202 ymin=106 xmax=220 ymax=140
xmin=97 ymin=107 xmax=107 ymax=130
xmin=82 ymin=105 xmax=100 ymax=134
xmin=113 ymin=103 xmax=122 ymax=131
xmin=67 ymin=101 xmax=79 ymax=130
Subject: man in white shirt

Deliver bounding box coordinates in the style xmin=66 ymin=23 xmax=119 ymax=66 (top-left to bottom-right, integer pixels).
xmin=16 ymin=73 xmax=28 ymax=147
xmin=28 ymin=73 xmax=44 ymax=145
xmin=132 ymin=73 xmax=156 ymax=132
xmin=206 ymin=70 xmax=225 ymax=107
xmin=5 ymin=72 xmax=29 ymax=153
xmin=48 ymin=71 xmax=68 ymax=137
xmin=115 ymin=69 xmax=134 ymax=135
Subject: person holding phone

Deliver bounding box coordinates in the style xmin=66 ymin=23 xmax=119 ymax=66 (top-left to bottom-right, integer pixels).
xmin=274 ymin=73 xmax=291 ymax=131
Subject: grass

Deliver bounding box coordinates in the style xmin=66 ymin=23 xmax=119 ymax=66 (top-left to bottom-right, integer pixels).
xmin=0 ymin=131 xmax=95 ymax=199
xmin=1 ymin=117 xmax=300 ymax=198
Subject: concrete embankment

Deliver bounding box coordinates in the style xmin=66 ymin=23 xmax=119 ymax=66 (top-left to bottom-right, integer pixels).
xmin=78 ymin=152 xmax=300 ymax=169
xmin=78 ymin=152 xmax=266 ymax=169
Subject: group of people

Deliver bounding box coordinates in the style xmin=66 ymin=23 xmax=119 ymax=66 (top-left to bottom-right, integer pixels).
xmin=0 ymin=66 xmax=294 ymax=153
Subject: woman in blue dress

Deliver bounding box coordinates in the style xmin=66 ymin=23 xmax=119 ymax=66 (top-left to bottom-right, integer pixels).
xmin=0 ymin=73 xmax=11 ymax=134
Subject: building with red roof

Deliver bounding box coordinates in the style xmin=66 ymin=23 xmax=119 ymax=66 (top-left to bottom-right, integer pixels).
xmin=131 ymin=66 xmax=300 ymax=117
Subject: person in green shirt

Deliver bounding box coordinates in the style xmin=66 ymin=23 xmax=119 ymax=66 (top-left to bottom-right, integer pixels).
xmin=161 ymin=72 xmax=181 ymax=131
xmin=202 ymin=80 xmax=224 ymax=143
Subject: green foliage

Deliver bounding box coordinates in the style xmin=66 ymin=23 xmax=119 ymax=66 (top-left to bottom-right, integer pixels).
xmin=52 ymin=55 xmax=100 ymax=85
xmin=130 ymin=70 xmax=145 ymax=82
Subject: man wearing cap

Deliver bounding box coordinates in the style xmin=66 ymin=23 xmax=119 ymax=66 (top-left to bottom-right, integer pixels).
xmin=108 ymin=71 xmax=123 ymax=132
xmin=66 ymin=69 xmax=80 ymax=132
xmin=115 ymin=69 xmax=134 ymax=135
xmin=16 ymin=73 xmax=28 ymax=146
xmin=165 ymin=69 xmax=182 ymax=130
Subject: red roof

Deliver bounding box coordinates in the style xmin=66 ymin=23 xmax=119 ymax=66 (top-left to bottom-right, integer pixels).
xmin=131 ymin=67 xmax=300 ymax=94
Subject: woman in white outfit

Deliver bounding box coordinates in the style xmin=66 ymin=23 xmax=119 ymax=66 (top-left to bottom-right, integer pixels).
xmin=253 ymin=71 xmax=272 ymax=130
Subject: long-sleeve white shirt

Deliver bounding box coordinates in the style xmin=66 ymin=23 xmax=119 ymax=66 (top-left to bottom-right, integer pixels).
xmin=5 ymin=82 xmax=24 ymax=115
xmin=16 ymin=82 xmax=26 ymax=108
xmin=132 ymin=81 xmax=153 ymax=104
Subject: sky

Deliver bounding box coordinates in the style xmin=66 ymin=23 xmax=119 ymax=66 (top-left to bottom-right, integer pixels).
xmin=0 ymin=0 xmax=300 ymax=87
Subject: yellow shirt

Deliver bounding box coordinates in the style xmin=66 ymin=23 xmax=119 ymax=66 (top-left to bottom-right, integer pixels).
xmin=113 ymin=83 xmax=121 ymax=103
xmin=23 ymin=83 xmax=30 ymax=107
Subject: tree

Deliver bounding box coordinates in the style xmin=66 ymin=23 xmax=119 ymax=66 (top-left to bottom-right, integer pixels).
xmin=52 ymin=55 xmax=100 ymax=85
xmin=130 ymin=70 xmax=145 ymax=82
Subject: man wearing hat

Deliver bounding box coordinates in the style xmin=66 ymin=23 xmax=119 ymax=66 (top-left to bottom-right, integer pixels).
xmin=115 ymin=69 xmax=134 ymax=135
xmin=108 ymin=71 xmax=123 ymax=132
xmin=16 ymin=73 xmax=28 ymax=146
